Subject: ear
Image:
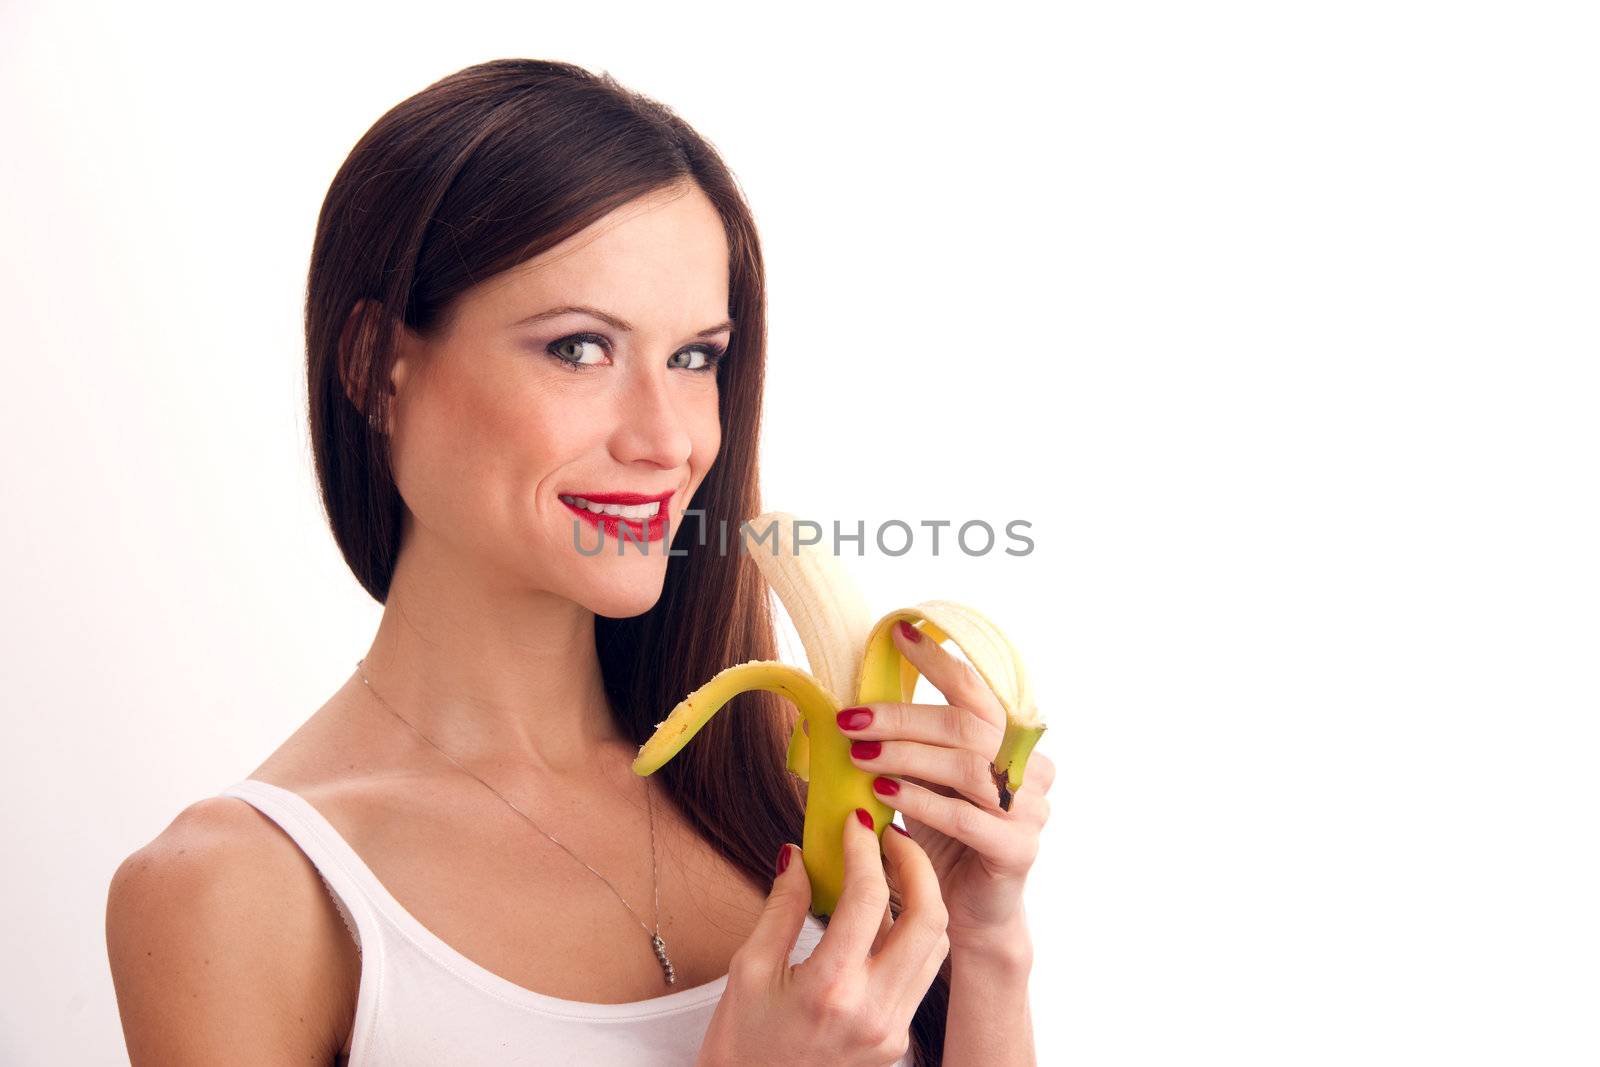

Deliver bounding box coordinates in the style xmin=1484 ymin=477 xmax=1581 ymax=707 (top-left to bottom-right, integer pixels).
xmin=337 ymin=298 xmax=412 ymax=433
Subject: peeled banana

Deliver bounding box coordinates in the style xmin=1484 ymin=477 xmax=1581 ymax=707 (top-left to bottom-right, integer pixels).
xmin=631 ymin=511 xmax=1047 ymax=918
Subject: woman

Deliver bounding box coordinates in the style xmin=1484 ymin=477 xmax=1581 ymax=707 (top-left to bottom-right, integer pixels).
xmin=106 ymin=59 xmax=1051 ymax=1066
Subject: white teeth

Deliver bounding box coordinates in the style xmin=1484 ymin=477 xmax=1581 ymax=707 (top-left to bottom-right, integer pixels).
xmin=560 ymin=495 xmax=661 ymax=520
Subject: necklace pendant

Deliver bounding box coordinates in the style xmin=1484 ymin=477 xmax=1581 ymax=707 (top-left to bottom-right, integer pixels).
xmin=651 ymin=932 xmax=676 ymax=986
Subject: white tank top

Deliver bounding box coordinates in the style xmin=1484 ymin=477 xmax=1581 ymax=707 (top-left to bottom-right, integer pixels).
xmin=218 ymin=778 xmax=915 ymax=1066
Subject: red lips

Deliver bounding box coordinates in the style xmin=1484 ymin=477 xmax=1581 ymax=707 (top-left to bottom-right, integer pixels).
xmin=560 ymin=489 xmax=675 ymax=544
xmin=561 ymin=490 xmax=674 ymax=506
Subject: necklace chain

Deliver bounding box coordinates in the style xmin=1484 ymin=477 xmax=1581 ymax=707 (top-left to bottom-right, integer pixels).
xmin=353 ymin=658 xmax=675 ymax=985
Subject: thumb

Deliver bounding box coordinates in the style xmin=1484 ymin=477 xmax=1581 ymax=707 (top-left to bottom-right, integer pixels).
xmin=738 ymin=843 xmax=812 ymax=977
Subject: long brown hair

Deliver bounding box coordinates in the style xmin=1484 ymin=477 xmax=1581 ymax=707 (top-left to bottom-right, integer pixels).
xmin=304 ymin=58 xmax=950 ymax=1064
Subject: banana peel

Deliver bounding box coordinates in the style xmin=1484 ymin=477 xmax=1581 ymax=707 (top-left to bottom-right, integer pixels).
xmin=631 ymin=511 xmax=1047 ymax=918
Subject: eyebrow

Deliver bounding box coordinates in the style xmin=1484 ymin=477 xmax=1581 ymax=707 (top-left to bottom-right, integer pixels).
xmin=511 ymin=304 xmax=735 ymax=339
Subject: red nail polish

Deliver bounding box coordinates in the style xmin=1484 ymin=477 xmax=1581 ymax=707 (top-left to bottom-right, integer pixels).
xmin=890 ymin=823 xmax=911 ymax=837
xmin=837 ymin=707 xmax=873 ymax=731
xmin=850 ymin=740 xmax=881 ymax=760
xmin=897 ymin=620 xmax=922 ymax=643
xmin=854 ymin=808 xmax=874 ymax=829
xmin=776 ymin=844 xmax=791 ymax=875
xmin=873 ymin=776 xmax=900 ymax=797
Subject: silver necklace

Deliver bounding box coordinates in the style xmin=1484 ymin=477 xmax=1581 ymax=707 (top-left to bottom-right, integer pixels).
xmin=354 ymin=658 xmax=676 ymax=986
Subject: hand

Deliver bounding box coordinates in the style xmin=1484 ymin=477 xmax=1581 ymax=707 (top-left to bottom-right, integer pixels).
xmin=696 ymin=809 xmax=948 ymax=1067
xmin=839 ymin=620 xmax=1056 ymax=953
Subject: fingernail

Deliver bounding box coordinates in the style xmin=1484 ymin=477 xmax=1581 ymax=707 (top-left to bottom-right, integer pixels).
xmin=837 ymin=707 xmax=873 ymax=731
xmin=801 ymin=719 xmax=809 ymax=735
xmin=776 ymin=844 xmax=791 ymax=875
xmin=850 ymin=740 xmax=881 ymax=760
xmin=890 ymin=823 xmax=911 ymax=837
xmin=854 ymin=808 xmax=874 ymax=829
xmin=873 ymin=776 xmax=900 ymax=797
xmin=897 ymin=620 xmax=922 ymax=643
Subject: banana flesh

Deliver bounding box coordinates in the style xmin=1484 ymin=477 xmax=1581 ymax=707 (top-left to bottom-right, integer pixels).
xmin=747 ymin=514 xmax=873 ymax=698
xmin=631 ymin=511 xmax=1047 ymax=918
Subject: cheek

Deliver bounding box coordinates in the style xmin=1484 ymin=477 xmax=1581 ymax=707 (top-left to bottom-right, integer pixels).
xmin=450 ymin=375 xmax=549 ymax=475
xmin=404 ymin=372 xmax=586 ymax=514
xmin=692 ymin=391 xmax=723 ymax=470
xmin=496 ymin=387 xmax=608 ymax=496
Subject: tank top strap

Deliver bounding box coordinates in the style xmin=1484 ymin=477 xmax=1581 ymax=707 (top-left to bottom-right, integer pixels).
xmin=217 ymin=778 xmax=385 ymax=957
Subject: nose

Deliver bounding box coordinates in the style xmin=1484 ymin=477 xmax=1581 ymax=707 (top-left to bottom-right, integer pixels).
xmin=608 ymin=359 xmax=694 ymax=472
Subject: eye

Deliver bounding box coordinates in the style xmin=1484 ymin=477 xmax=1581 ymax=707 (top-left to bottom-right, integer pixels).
xmin=547 ymin=333 xmax=608 ymax=369
xmin=668 ymin=343 xmax=727 ymax=373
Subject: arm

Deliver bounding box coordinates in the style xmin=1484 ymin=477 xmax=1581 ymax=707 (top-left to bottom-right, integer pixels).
xmin=941 ymin=914 xmax=1036 ymax=1067
xmin=106 ymin=798 xmax=357 ymax=1065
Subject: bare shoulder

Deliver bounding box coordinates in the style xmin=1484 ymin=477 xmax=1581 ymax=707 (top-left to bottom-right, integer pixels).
xmin=106 ymin=794 xmax=359 ymax=1065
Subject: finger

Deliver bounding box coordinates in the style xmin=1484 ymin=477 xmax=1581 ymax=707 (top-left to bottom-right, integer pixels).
xmin=737 ymin=843 xmax=813 ymax=980
xmin=1004 ymin=748 xmax=1056 ymax=806
xmin=871 ymin=827 xmax=913 ymax=957
xmin=870 ymin=894 xmax=895 ymax=957
xmin=1007 ymin=786 xmax=1052 ymax=830
xmin=850 ymin=737 xmax=1009 ymax=814
xmin=871 ymin=775 xmax=1039 ymax=876
xmin=835 ymin=700 xmax=1003 ymax=758
xmin=891 ymin=620 xmax=1006 ymax=733
xmin=1022 ymin=751 xmax=1057 ymax=797
xmin=871 ymin=823 xmax=950 ymax=1012
xmin=803 ymin=808 xmax=890 ymax=979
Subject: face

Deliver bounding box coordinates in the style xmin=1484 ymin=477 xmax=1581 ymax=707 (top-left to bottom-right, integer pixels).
xmin=381 ymin=180 xmax=730 ymax=618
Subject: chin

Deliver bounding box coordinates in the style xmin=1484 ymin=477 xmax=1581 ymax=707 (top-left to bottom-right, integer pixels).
xmin=574 ymin=567 xmax=670 ymax=620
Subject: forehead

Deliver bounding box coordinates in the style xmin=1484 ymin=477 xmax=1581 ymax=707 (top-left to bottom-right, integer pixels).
xmin=476 ymin=183 xmax=730 ymax=326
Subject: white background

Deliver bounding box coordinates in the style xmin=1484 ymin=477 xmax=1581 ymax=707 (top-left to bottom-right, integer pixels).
xmin=3 ymin=1 xmax=1596 ymax=1063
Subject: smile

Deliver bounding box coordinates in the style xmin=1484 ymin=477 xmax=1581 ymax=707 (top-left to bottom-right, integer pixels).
xmin=559 ymin=494 xmax=663 ymax=519
xmin=558 ymin=490 xmax=675 ymax=544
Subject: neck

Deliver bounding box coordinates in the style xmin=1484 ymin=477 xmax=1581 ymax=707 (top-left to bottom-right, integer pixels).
xmin=355 ymin=526 xmax=627 ymax=779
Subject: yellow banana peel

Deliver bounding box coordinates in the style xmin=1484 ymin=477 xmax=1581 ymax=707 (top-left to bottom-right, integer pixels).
xmin=631 ymin=511 xmax=1047 ymax=918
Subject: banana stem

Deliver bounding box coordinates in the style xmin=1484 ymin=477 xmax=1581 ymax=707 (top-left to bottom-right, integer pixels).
xmin=991 ymin=719 xmax=1048 ymax=810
